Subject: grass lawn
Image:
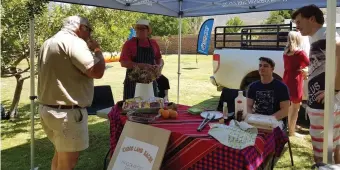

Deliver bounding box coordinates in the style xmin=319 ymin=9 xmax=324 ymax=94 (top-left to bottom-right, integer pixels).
xmin=1 ymin=55 xmax=313 ymax=169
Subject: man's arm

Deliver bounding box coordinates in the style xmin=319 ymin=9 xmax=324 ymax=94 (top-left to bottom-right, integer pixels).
xmin=153 ymin=39 xmax=162 ymax=66
xmin=335 ymin=42 xmax=340 ymax=91
xmin=69 ymin=39 xmax=105 ymax=79
xmin=155 ymin=58 xmax=162 ymax=66
xmin=247 ymin=98 xmax=254 ymax=113
xmin=273 ymin=100 xmax=290 ymax=120
xmin=273 ymin=84 xmax=291 ymax=120
xmin=85 ymin=50 xmax=105 ymax=79
xmin=246 ymin=84 xmax=255 ymax=114
xmin=336 ymin=41 xmax=340 ymax=58
xmin=85 ymin=39 xmax=105 ymax=79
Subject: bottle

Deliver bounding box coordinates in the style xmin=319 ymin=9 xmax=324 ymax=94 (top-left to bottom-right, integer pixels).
xmin=235 ymin=91 xmax=247 ymax=121
xmin=223 ymin=102 xmax=228 ymax=118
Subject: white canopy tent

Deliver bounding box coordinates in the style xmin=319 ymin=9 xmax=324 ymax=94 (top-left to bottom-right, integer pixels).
xmin=29 ymin=0 xmax=340 ymax=169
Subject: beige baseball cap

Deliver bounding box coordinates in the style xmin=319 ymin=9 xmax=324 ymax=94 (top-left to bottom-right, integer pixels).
xmin=134 ymin=19 xmax=152 ymax=34
xmin=63 ymin=15 xmax=93 ymax=31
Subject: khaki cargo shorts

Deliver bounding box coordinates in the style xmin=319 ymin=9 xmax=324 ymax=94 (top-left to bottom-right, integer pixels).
xmin=39 ymin=105 xmax=89 ymax=152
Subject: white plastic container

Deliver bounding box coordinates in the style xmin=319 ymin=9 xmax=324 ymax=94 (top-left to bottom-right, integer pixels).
xmin=235 ymin=91 xmax=247 ymax=120
xmin=134 ymin=82 xmax=155 ymax=100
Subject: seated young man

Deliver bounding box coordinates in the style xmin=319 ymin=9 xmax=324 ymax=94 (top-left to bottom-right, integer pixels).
xmin=156 ymin=59 xmax=170 ymax=101
xmin=247 ymin=57 xmax=290 ymax=120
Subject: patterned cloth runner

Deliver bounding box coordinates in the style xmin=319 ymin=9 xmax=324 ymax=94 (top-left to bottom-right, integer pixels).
xmin=108 ymin=104 xmax=288 ymax=170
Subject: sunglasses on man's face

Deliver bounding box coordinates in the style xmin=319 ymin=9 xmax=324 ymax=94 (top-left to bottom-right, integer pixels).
xmin=83 ymin=25 xmax=92 ymax=33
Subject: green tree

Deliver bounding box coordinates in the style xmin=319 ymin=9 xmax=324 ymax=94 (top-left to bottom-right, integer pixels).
xmin=1 ymin=1 xmax=146 ymax=119
xmin=141 ymin=14 xmax=189 ymax=36
xmin=87 ymin=8 xmax=142 ymax=52
xmin=3 ymin=2 xmax=194 ymax=119
xmin=225 ymin=16 xmax=244 ymax=33
xmin=185 ymin=17 xmax=203 ymax=34
xmin=264 ymin=10 xmax=292 ymax=24
xmin=161 ymin=35 xmax=171 ymax=54
xmin=1 ymin=0 xmax=48 ymax=119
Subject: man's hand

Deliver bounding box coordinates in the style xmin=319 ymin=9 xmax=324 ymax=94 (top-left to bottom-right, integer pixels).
xmin=153 ymin=65 xmax=162 ymax=78
xmin=85 ymin=38 xmax=105 ymax=79
xmin=315 ymin=90 xmax=325 ymax=103
xmin=87 ymin=38 xmax=100 ymax=51
xmin=151 ymin=64 xmax=160 ymax=70
xmin=273 ymin=100 xmax=290 ymax=120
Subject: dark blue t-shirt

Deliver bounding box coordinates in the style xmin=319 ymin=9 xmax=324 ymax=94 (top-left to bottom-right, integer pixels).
xmin=156 ymin=74 xmax=170 ymax=98
xmin=247 ymin=79 xmax=290 ymax=115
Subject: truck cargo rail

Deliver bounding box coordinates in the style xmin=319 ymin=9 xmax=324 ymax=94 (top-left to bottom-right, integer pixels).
xmin=214 ymin=23 xmax=293 ymax=51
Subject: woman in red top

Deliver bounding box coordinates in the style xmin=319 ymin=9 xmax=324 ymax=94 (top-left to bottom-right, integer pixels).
xmin=120 ymin=19 xmax=162 ymax=100
xmin=283 ymin=31 xmax=309 ymax=136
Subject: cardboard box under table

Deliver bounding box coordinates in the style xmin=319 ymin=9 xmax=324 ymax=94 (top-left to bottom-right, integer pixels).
xmin=108 ymin=104 xmax=288 ymax=170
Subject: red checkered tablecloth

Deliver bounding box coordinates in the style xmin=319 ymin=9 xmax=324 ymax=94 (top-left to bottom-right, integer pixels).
xmin=108 ymin=104 xmax=288 ymax=170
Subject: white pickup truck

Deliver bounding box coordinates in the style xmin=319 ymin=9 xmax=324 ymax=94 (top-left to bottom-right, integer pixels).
xmin=210 ymin=23 xmax=340 ymax=91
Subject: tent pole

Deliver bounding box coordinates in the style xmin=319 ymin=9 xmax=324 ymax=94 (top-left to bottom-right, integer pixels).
xmin=29 ymin=11 xmax=36 ymax=170
xmin=177 ymin=1 xmax=182 ymax=104
xmin=323 ymin=0 xmax=337 ymax=164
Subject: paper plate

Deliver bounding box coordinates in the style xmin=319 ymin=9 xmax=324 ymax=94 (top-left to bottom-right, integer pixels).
xmin=200 ymin=111 xmax=223 ymax=119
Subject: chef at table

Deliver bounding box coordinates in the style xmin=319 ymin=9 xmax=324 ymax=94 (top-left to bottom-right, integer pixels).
xmin=119 ymin=19 xmax=163 ymax=100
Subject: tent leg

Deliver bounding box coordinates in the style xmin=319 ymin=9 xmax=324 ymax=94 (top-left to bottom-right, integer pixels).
xmin=177 ymin=9 xmax=182 ymax=104
xmin=29 ymin=16 xmax=37 ymax=170
xmin=323 ymin=0 xmax=337 ymax=164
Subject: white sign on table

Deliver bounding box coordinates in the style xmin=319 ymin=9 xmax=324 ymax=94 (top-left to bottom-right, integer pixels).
xmin=107 ymin=121 xmax=171 ymax=170
xmin=111 ymin=137 xmax=159 ymax=170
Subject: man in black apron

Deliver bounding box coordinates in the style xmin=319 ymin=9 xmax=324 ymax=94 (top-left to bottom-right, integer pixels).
xmin=120 ymin=19 xmax=163 ymax=100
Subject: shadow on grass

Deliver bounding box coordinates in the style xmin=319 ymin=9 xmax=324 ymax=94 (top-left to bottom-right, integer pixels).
xmin=275 ymin=143 xmax=314 ymax=169
xmin=182 ymin=67 xmax=199 ymax=70
xmin=1 ymin=119 xmax=110 ymax=170
xmin=105 ymin=65 xmax=113 ymax=69
xmin=296 ymin=106 xmax=310 ymax=132
xmin=1 ymin=100 xmax=40 ymax=139
xmin=1 ymin=100 xmax=35 ymax=117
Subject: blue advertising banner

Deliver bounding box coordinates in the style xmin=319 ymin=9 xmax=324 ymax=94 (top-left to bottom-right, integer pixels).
xmin=197 ymin=18 xmax=214 ymax=55
xmin=128 ymin=28 xmax=136 ymax=40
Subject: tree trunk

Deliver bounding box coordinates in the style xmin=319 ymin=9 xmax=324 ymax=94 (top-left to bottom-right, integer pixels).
xmin=8 ymin=75 xmax=25 ymax=119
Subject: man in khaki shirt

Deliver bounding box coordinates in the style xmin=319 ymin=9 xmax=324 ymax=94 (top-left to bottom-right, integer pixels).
xmin=38 ymin=16 xmax=105 ymax=170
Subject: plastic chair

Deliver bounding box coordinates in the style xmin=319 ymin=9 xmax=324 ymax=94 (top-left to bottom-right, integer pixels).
xmin=86 ymin=85 xmax=114 ymax=115
xmin=271 ymin=119 xmax=294 ymax=169
xmin=217 ymin=88 xmax=246 ymax=112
